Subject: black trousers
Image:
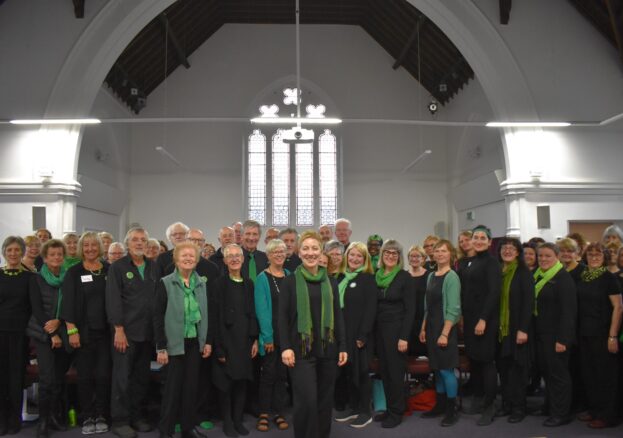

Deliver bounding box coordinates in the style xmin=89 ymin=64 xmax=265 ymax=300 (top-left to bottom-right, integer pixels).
xmin=469 ymin=359 xmax=497 ymax=406
xmin=537 ymin=335 xmax=571 ymax=418
xmin=110 ymin=339 xmax=152 ymax=426
xmin=258 ymin=349 xmax=287 ymax=414
xmin=219 ymin=380 xmax=247 ymax=427
xmin=0 ymin=332 xmax=26 ymax=428
xmin=159 ymin=339 xmax=201 ymax=434
xmin=580 ymin=336 xmax=619 ymax=423
xmin=34 ymin=339 xmax=71 ymax=419
xmin=376 ymin=321 xmax=406 ymax=422
xmin=569 ymin=344 xmax=587 ymax=410
xmin=497 ymin=355 xmax=528 ymax=412
xmin=75 ymin=330 xmax=111 ymax=420
xmin=346 ymin=352 xmax=372 ymax=415
xmin=289 ymin=356 xmax=337 ymax=438
xmin=195 ymin=356 xmax=217 ymax=423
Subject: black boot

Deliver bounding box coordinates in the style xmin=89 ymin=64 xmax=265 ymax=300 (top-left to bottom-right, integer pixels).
xmin=477 ymin=402 xmax=495 ymax=426
xmin=441 ymin=398 xmax=459 ymax=427
xmin=421 ymin=393 xmax=447 ymax=418
xmin=36 ymin=419 xmax=49 ymax=438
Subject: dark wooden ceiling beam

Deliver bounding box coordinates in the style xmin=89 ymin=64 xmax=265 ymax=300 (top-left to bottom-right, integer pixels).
xmin=499 ymin=0 xmax=511 ymax=25
xmin=72 ymin=0 xmax=84 ymax=18
xmin=393 ymin=15 xmax=425 ymax=70
xmin=605 ymin=0 xmax=623 ymax=67
xmin=159 ymin=13 xmax=190 ymax=69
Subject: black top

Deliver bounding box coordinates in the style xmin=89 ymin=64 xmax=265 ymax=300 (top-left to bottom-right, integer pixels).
xmin=535 ymin=268 xmax=577 ymax=346
xmin=283 ymin=253 xmax=302 ymax=272
xmin=567 ymin=262 xmax=586 ymax=284
xmin=614 ymin=270 xmax=623 ymax=293
xmin=0 ymin=268 xmax=32 ymax=332
xmin=498 ymin=264 xmax=534 ymax=363
xmin=264 ymin=271 xmax=285 ymax=346
xmin=424 ymin=260 xmax=437 ymax=272
xmin=336 ymin=272 xmax=377 ymax=354
xmin=576 ymin=270 xmax=621 ymax=337
xmin=242 ymin=248 xmax=269 ymax=281
xmin=461 ymin=250 xmax=502 ymax=361
xmin=456 ymin=256 xmax=475 ymax=289
xmin=105 ymin=255 xmax=157 ymax=342
xmin=155 ymin=249 xmax=220 ymax=281
xmin=208 ymin=248 xmax=226 ymax=276
xmin=28 ymin=274 xmax=64 ymax=343
xmin=409 ymin=273 xmax=428 ymax=353
xmin=278 ymin=274 xmax=346 ymax=359
xmin=61 ymin=262 xmax=109 ymax=343
xmin=376 ymin=269 xmax=416 ymax=341
xmin=425 ymin=272 xmax=459 ymax=369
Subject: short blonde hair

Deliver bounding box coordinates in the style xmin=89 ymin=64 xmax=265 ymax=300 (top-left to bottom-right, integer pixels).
xmin=63 ymin=233 xmax=79 ymax=243
xmin=266 ymin=238 xmax=286 ymax=255
xmin=339 ymin=242 xmax=373 ymax=274
xmin=77 ymin=232 xmax=104 ymax=260
xmin=298 ymin=230 xmax=323 ymax=248
xmin=24 ymin=235 xmax=41 ymax=247
xmin=556 ymin=237 xmax=579 ymax=253
xmin=173 ymin=241 xmax=200 ymax=263
xmin=407 ymin=245 xmax=426 ymax=259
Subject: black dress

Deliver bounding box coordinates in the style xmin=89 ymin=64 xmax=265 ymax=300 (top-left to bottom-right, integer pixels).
xmin=425 ymin=272 xmax=459 ymax=369
xmin=409 ymin=273 xmax=428 ymax=356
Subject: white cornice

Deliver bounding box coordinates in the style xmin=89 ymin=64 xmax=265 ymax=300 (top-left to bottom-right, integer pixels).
xmin=500 ymin=180 xmax=623 ymax=196
xmin=0 ymin=181 xmax=82 ymax=197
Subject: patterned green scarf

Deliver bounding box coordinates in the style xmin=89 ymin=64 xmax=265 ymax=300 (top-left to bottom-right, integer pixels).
xmin=338 ymin=267 xmax=363 ymax=308
xmin=295 ymin=265 xmax=334 ymax=355
xmin=499 ymin=260 xmax=517 ymax=341
xmin=179 ymin=271 xmax=201 ymax=338
xmin=40 ymin=264 xmax=67 ymax=318
xmin=375 ymin=265 xmax=401 ymax=295
xmin=533 ymin=260 xmax=563 ymax=315
xmin=581 ymin=266 xmax=606 ymax=282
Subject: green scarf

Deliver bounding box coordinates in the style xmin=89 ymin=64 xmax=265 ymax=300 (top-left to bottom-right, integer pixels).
xmin=499 ymin=260 xmax=518 ymax=341
xmin=179 ymin=271 xmax=202 ymax=338
xmin=40 ymin=264 xmax=67 ymax=318
xmin=62 ymin=256 xmax=81 ymax=271
xmin=294 ymin=265 xmax=334 ymax=355
xmin=338 ymin=267 xmax=363 ymax=308
xmin=370 ymin=255 xmax=380 ymax=271
xmin=375 ymin=265 xmax=401 ymax=295
xmin=533 ymin=260 xmax=563 ymax=315
xmin=581 ymin=266 xmax=606 ymax=282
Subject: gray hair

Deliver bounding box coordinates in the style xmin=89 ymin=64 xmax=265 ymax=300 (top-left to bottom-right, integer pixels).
xmin=602 ymin=225 xmax=623 ymax=243
xmin=324 ymin=240 xmax=345 ymax=255
xmin=278 ymin=228 xmax=298 ymax=238
xmin=335 ymin=218 xmax=351 ymax=229
xmin=378 ymin=239 xmax=405 ymax=270
xmin=223 ymin=243 xmax=243 ymax=258
xmin=165 ymin=222 xmax=189 ymax=243
xmin=108 ymin=242 xmax=126 ymax=254
xmin=266 ymin=238 xmax=286 ymax=255
xmin=77 ymin=232 xmax=104 ymax=260
xmin=124 ymin=227 xmax=149 ymax=247
xmin=537 ymin=242 xmax=560 ymax=256
xmin=98 ymin=231 xmax=113 ymax=241
xmin=2 ymin=236 xmax=25 ymax=257
xmin=147 ymin=238 xmax=161 ymax=248
xmin=242 ymin=219 xmax=261 ymax=234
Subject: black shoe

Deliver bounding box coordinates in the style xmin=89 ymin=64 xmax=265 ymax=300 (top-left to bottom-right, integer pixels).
xmin=495 ymin=402 xmax=511 ymax=417
xmin=36 ymin=420 xmax=49 ymax=438
xmin=508 ymin=411 xmax=526 ymax=423
xmin=350 ymin=414 xmax=372 ymax=429
xmin=441 ymin=398 xmax=459 ymax=427
xmin=192 ymin=427 xmax=209 ymax=438
xmin=181 ymin=430 xmax=203 ymax=438
xmin=335 ymin=410 xmax=359 ymax=422
xmin=233 ymin=423 xmax=249 ymax=436
xmin=373 ymin=411 xmax=388 ymax=422
xmin=49 ymin=414 xmax=67 ymax=431
xmin=422 ymin=393 xmax=447 ymax=419
xmin=477 ymin=403 xmax=495 ymax=426
xmin=462 ymin=396 xmax=483 ymax=415
xmin=543 ymin=416 xmax=572 ymax=427
xmin=381 ymin=415 xmax=401 ymax=428
xmin=131 ymin=419 xmax=152 ymax=433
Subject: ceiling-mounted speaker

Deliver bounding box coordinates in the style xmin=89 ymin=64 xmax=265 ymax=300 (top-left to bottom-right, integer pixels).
xmin=537 ymin=205 xmax=551 ymax=229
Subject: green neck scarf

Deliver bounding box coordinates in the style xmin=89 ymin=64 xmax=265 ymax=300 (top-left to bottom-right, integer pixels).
xmin=40 ymin=264 xmax=67 ymax=318
xmin=581 ymin=266 xmax=606 ymax=282
xmin=63 ymin=256 xmax=81 ymax=271
xmin=370 ymin=255 xmax=380 ymax=271
xmin=294 ymin=265 xmax=334 ymax=355
xmin=178 ymin=271 xmax=201 ymax=338
xmin=499 ymin=260 xmax=518 ymax=341
xmin=533 ymin=260 xmax=564 ymax=315
xmin=338 ymin=267 xmax=363 ymax=308
xmin=375 ymin=265 xmax=401 ymax=294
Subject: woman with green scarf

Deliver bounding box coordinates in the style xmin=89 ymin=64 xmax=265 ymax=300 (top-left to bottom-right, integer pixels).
xmin=533 ymin=242 xmax=577 ymax=427
xmin=27 ymin=239 xmax=71 ymax=438
xmin=333 ymin=242 xmax=377 ymax=428
xmin=153 ymin=241 xmax=211 ymax=438
xmin=373 ymin=239 xmax=415 ymax=429
xmin=495 ymin=238 xmax=534 ymax=423
xmin=575 ymin=243 xmax=622 ymax=429
xmin=279 ymin=230 xmax=347 ymax=438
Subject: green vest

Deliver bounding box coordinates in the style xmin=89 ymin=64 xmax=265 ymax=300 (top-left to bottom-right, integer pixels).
xmin=161 ymin=271 xmax=208 ymax=356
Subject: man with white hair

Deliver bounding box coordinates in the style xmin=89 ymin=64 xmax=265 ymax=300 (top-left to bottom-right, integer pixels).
xmin=232 ymin=221 xmax=243 ymax=245
xmin=108 ymin=242 xmax=126 ymax=263
xmin=264 ymin=227 xmax=279 ymax=246
xmin=155 ymin=222 xmax=189 ymax=279
xmin=209 ymin=226 xmax=235 ymax=275
xmin=318 ymin=224 xmax=333 ymax=244
xmin=157 ymin=226 xmax=220 ymax=282
xmin=334 ymin=218 xmax=352 ymax=249
xmin=240 ymin=220 xmax=268 ymax=283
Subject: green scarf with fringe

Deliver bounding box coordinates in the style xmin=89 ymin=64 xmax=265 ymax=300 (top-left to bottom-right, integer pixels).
xmin=295 ymin=265 xmax=334 ymax=355
xmin=499 ymin=260 xmax=517 ymax=341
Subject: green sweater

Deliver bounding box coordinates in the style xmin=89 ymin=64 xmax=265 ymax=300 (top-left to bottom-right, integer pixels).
xmin=425 ymin=270 xmax=462 ymax=323
xmin=161 ymin=271 xmax=208 ymax=356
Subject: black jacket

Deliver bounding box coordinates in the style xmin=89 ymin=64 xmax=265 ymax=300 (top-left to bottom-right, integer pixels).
xmin=0 ymin=269 xmax=32 ymax=332
xmin=535 ymin=268 xmax=577 ymax=347
xmin=376 ymin=270 xmax=416 ymax=341
xmin=241 ymin=248 xmax=268 ymax=281
xmin=28 ymin=274 xmax=63 ymax=342
xmin=498 ymin=264 xmax=534 ymax=363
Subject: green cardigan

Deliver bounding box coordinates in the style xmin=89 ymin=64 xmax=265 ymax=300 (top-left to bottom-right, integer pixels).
xmin=161 ymin=271 xmax=208 ymax=356
xmin=425 ymin=270 xmax=462 ymax=323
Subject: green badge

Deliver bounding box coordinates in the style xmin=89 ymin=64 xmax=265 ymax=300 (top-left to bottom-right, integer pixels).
xmin=126 ymin=272 xmax=134 ymax=279
xmin=200 ymin=276 xmax=208 ymax=283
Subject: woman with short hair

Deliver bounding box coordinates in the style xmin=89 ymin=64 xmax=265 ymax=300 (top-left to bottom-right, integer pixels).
xmin=0 ymin=236 xmax=33 ymax=434
xmin=558 ymin=238 xmax=584 ymax=283
xmin=521 ymin=242 xmax=538 ymax=273
xmin=575 ymin=243 xmax=622 ymax=429
xmin=324 ymin=240 xmax=344 ymax=277
xmin=61 ymin=232 xmax=110 ymax=434
xmin=145 ymin=238 xmax=161 ymax=261
xmin=533 ymin=242 xmax=577 ymax=427
xmin=373 ymin=239 xmax=415 ymax=428
xmin=62 ymin=233 xmax=81 ymax=270
xmin=202 ymin=243 xmax=216 ymax=260
xmin=153 ymin=241 xmax=211 ymax=438
xmin=407 ymin=245 xmax=428 ymax=356
xmin=279 ymin=231 xmax=347 ymax=438
xmin=255 ymin=239 xmax=289 ymax=432
xmin=22 ymin=235 xmax=41 ymax=272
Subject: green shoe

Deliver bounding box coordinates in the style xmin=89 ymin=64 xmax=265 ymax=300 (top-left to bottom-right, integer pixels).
xmin=174 ymin=424 xmax=181 ymax=433
xmin=199 ymin=421 xmax=214 ymax=430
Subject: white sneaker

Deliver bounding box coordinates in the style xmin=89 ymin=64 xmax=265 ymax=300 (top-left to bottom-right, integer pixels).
xmin=82 ymin=418 xmax=96 ymax=435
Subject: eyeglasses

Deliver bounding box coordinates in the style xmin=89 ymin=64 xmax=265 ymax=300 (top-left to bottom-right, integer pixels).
xmin=226 ymin=254 xmax=243 ymax=260
xmin=189 ymin=238 xmax=205 ymax=244
xmin=501 ymin=245 xmax=518 ymax=252
xmin=383 ymin=250 xmax=400 ymax=257
xmin=586 ymin=253 xmax=604 ymax=259
xmin=270 ymin=250 xmax=286 ymax=256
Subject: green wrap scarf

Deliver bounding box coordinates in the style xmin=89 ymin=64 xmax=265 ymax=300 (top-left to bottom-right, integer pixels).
xmin=499 ymin=260 xmax=518 ymax=341
xmin=533 ymin=260 xmax=564 ymax=315
xmin=338 ymin=267 xmax=363 ymax=308
xmin=375 ymin=265 xmax=401 ymax=295
xmin=294 ymin=265 xmax=334 ymax=355
xmin=581 ymin=266 xmax=606 ymax=282
xmin=179 ymin=271 xmax=202 ymax=338
xmin=40 ymin=264 xmax=67 ymax=318
xmin=62 ymin=256 xmax=81 ymax=271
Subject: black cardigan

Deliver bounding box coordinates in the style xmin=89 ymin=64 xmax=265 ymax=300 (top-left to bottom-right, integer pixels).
xmin=498 ymin=264 xmax=534 ymax=363
xmin=535 ymin=268 xmax=577 ymax=347
xmin=336 ymin=272 xmax=377 ymax=353
xmin=376 ymin=269 xmax=416 ymax=341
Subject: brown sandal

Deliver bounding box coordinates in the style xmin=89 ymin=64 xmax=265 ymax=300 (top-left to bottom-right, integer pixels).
xmin=274 ymin=415 xmax=289 ymax=430
xmin=257 ymin=414 xmax=270 ymax=432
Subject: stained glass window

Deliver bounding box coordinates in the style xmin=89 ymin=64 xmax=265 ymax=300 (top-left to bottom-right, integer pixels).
xmin=248 ymin=130 xmax=266 ymax=224
xmin=296 ymin=142 xmax=314 ymax=227
xmin=319 ymin=130 xmax=337 ymax=225
xmin=272 ymin=130 xmax=290 ymax=226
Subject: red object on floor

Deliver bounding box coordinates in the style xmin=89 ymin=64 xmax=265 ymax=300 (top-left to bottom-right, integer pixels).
xmin=405 ymin=389 xmax=436 ymax=415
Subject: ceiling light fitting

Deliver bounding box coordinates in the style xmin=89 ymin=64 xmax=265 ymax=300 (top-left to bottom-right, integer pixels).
xmin=486 ymin=122 xmax=570 ymax=128
xmin=250 ymin=117 xmax=342 ymax=125
xmin=10 ymin=118 xmax=101 ymax=125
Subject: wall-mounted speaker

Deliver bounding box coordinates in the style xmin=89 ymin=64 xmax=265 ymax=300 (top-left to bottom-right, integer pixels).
xmin=537 ymin=205 xmax=551 ymax=229
xmin=32 ymin=206 xmax=46 ymax=230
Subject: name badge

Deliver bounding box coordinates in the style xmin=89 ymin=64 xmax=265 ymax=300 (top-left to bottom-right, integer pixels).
xmin=81 ymin=275 xmax=93 ymax=283
xmin=350 ymin=282 xmax=357 ymax=288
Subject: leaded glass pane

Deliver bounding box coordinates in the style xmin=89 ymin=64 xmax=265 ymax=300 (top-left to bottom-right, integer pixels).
xmin=296 ymin=142 xmax=314 ymax=226
xmin=319 ymin=130 xmax=337 ymax=225
xmin=248 ymin=130 xmax=266 ymax=225
xmin=272 ymin=130 xmax=290 ymax=226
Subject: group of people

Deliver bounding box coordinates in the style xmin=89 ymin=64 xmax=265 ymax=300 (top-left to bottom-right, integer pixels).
xmin=1 ymin=219 xmax=623 ymax=438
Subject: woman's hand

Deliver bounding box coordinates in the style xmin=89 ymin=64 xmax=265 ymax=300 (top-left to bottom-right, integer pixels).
xmin=474 ymin=319 xmax=486 ymax=336
xmin=113 ymin=327 xmax=129 ymax=353
xmin=157 ymin=350 xmax=168 ymax=365
xmin=419 ymin=330 xmax=426 ymax=343
xmin=251 ymin=340 xmax=258 ymax=358
xmin=437 ymin=334 xmax=448 ymax=347
xmin=516 ymin=330 xmax=528 ymax=345
xmin=338 ymin=352 xmax=348 ymax=367
xmin=608 ymin=337 xmax=619 ymax=354
xmin=264 ymin=343 xmax=275 ymax=353
xmin=554 ymin=342 xmax=566 ymax=353
xmin=51 ymin=335 xmax=62 ymax=349
xmin=44 ymin=319 xmax=60 ymax=334
xmin=282 ymin=349 xmax=295 ymax=368
xmin=397 ymin=339 xmax=408 ymax=353
xmin=68 ymin=333 xmax=81 ymax=349
xmin=202 ymin=344 xmax=212 ymax=358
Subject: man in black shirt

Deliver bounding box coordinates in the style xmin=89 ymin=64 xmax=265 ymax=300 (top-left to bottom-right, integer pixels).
xmin=106 ymin=227 xmax=157 ymax=438
xmin=209 ymin=226 xmax=235 ymax=275
xmin=279 ymin=228 xmax=301 ymax=272
xmin=334 ymin=218 xmax=352 ymax=250
xmin=241 ymin=220 xmax=268 ymax=283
